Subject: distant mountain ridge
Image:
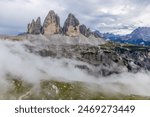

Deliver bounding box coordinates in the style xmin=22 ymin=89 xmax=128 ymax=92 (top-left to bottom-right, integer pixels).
xmin=102 ymin=27 xmax=150 ymax=46
xmin=130 ymin=27 xmax=150 ymax=41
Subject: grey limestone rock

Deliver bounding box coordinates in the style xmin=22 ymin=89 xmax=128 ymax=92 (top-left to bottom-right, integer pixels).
xmin=27 ymin=17 xmax=42 ymax=34
xmin=42 ymin=10 xmax=61 ymax=35
xmin=26 ymin=10 xmax=104 ymax=38
xmin=63 ymin=13 xmax=80 ymax=37
xmin=79 ymin=24 xmax=91 ymax=37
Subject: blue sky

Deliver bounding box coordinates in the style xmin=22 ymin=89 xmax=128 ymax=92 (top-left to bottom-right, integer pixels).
xmin=0 ymin=0 xmax=150 ymax=35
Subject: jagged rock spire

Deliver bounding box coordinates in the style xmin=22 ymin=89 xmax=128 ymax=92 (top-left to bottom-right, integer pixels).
xmin=42 ymin=10 xmax=61 ymax=35
xmin=63 ymin=13 xmax=80 ymax=37
xmin=27 ymin=17 xmax=42 ymax=34
xmin=79 ymin=24 xmax=91 ymax=37
xmin=26 ymin=10 xmax=99 ymax=38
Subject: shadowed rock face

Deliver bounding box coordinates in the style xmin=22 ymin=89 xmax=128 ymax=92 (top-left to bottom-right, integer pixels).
xmin=27 ymin=17 xmax=42 ymax=34
xmin=79 ymin=24 xmax=91 ymax=37
xmin=42 ymin=10 xmax=61 ymax=35
xmin=63 ymin=13 xmax=80 ymax=37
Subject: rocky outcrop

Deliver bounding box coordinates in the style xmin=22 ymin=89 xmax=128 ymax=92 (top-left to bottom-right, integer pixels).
xmin=27 ymin=40 xmax=150 ymax=77
xmin=42 ymin=10 xmax=61 ymax=35
xmin=92 ymin=31 xmax=103 ymax=38
xmin=27 ymin=10 xmax=104 ymax=38
xmin=63 ymin=13 xmax=80 ymax=37
xmin=27 ymin=17 xmax=42 ymax=34
xmin=79 ymin=24 xmax=91 ymax=37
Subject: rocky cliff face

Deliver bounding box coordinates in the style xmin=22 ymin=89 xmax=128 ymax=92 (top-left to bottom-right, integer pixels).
xmin=18 ymin=35 xmax=148 ymax=78
xmin=27 ymin=10 xmax=104 ymax=38
xmin=63 ymin=13 xmax=80 ymax=37
xmin=42 ymin=10 xmax=61 ymax=35
xmin=27 ymin=17 xmax=42 ymax=34
xmin=79 ymin=24 xmax=91 ymax=37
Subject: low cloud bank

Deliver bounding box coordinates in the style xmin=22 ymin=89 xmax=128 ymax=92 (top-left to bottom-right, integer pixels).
xmin=0 ymin=39 xmax=150 ymax=97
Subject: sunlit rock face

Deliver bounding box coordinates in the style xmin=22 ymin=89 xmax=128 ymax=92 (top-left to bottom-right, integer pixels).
xmin=42 ymin=10 xmax=61 ymax=35
xmin=63 ymin=13 xmax=80 ymax=37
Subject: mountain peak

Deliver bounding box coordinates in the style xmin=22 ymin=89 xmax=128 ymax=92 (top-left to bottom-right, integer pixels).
xmin=42 ymin=10 xmax=60 ymax=35
xmin=63 ymin=13 xmax=80 ymax=36
xmin=130 ymin=27 xmax=150 ymax=41
xmin=27 ymin=17 xmax=42 ymax=34
xmin=27 ymin=10 xmax=102 ymax=38
xmin=48 ymin=10 xmax=55 ymax=15
xmin=79 ymin=24 xmax=91 ymax=37
xmin=36 ymin=17 xmax=41 ymax=24
xmin=68 ymin=13 xmax=75 ymax=17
